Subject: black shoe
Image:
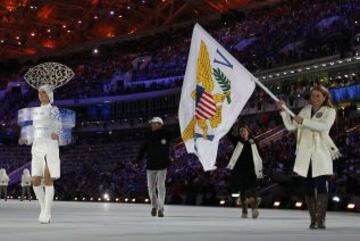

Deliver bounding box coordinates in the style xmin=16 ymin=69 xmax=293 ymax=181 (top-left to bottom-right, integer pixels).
xmin=151 ymin=208 xmax=157 ymax=217
xmin=158 ymin=210 xmax=164 ymax=217
xmin=317 ymin=222 xmax=326 ymax=229
xmin=309 ymin=222 xmax=317 ymax=229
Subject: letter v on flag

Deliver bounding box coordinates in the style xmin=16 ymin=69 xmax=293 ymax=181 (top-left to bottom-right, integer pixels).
xmin=178 ymin=23 xmax=256 ymax=171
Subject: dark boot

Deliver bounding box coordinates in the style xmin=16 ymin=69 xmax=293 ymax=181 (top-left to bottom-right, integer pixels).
xmin=248 ymin=197 xmax=259 ymax=219
xmin=316 ymin=194 xmax=328 ymax=229
xmin=241 ymin=199 xmax=248 ymax=218
xmin=151 ymin=208 xmax=157 ymax=217
xmin=305 ymin=196 xmax=317 ymax=229
xmin=158 ymin=209 xmax=164 ymax=218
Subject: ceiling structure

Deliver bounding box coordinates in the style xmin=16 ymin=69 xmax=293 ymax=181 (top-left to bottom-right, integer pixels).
xmin=0 ymin=0 xmax=266 ymax=60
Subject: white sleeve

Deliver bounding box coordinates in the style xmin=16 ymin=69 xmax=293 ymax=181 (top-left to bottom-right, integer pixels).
xmin=50 ymin=106 xmax=62 ymax=135
xmin=280 ymin=111 xmax=298 ymax=131
xmin=302 ymin=108 xmax=336 ymax=132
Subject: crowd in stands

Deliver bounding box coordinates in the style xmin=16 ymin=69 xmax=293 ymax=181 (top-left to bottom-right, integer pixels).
xmin=0 ymin=0 xmax=359 ymax=208
xmin=1 ymin=0 xmax=359 ymax=97
xmin=1 ymin=104 xmax=358 ymax=208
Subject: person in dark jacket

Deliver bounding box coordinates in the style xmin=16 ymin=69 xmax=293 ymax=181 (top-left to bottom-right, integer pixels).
xmin=134 ymin=117 xmax=173 ymax=217
xmin=227 ymin=125 xmax=263 ymax=219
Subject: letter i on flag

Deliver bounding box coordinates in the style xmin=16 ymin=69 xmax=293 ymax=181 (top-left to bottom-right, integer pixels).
xmin=178 ymin=23 xmax=257 ymax=171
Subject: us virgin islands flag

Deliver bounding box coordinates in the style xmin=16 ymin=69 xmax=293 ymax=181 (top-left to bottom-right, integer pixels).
xmin=179 ymin=23 xmax=256 ymax=171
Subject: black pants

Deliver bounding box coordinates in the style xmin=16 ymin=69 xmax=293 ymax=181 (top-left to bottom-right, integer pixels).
xmin=240 ymin=187 xmax=258 ymax=203
xmin=305 ymin=164 xmax=328 ymax=197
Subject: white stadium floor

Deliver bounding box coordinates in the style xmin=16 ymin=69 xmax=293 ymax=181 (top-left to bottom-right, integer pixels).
xmin=0 ymin=201 xmax=359 ymax=241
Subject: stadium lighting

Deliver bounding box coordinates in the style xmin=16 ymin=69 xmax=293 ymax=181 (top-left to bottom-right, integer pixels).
xmin=82 ymin=197 xmax=86 ymax=201
xmin=273 ymin=201 xmax=280 ymax=207
xmin=110 ymin=10 xmax=115 ymax=15
xmin=93 ymin=49 xmax=99 ymax=54
xmin=219 ymin=200 xmax=226 ymax=205
xmin=231 ymin=193 xmax=240 ymax=198
xmin=131 ymin=198 xmax=136 ymax=203
xmin=332 ymin=196 xmax=340 ymax=203
xmin=74 ymin=197 xmax=78 ymax=201
xmin=98 ymin=197 xmax=102 ymax=201
xmin=55 ymin=197 xmax=59 ymax=200
xmin=145 ymin=198 xmax=149 ymax=203
xmin=347 ymin=203 xmax=355 ymax=210
xmin=124 ymin=198 xmax=129 ymax=202
xmin=295 ymin=202 xmax=303 ymax=208
xmin=115 ymin=198 xmax=119 ymax=202
xmin=103 ymin=193 xmax=110 ymax=201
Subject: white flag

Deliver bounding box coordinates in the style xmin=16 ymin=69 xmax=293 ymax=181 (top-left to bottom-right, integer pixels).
xmin=178 ymin=23 xmax=256 ymax=171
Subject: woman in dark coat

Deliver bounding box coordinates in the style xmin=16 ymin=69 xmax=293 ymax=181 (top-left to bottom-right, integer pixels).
xmin=227 ymin=125 xmax=263 ymax=218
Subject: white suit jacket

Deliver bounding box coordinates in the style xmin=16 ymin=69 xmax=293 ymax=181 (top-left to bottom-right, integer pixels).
xmin=280 ymin=104 xmax=337 ymax=177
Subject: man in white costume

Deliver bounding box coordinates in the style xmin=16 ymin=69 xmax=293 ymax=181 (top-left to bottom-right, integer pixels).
xmin=19 ymin=84 xmax=61 ymax=223
xmin=19 ymin=62 xmax=74 ymax=224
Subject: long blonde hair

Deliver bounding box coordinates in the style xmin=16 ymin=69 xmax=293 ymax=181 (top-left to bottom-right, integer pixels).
xmin=310 ymin=85 xmax=334 ymax=108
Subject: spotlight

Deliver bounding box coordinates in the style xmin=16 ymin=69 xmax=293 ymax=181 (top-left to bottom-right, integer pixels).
xmin=82 ymin=197 xmax=86 ymax=201
xmin=347 ymin=203 xmax=355 ymax=210
xmin=131 ymin=198 xmax=136 ymax=203
xmin=145 ymin=198 xmax=149 ymax=203
xmin=93 ymin=48 xmax=99 ymax=54
xmin=98 ymin=197 xmax=102 ymax=201
xmin=295 ymin=202 xmax=303 ymax=208
xmin=78 ymin=20 xmax=82 ymax=24
xmin=110 ymin=10 xmax=115 ymax=15
xmin=273 ymin=201 xmax=280 ymax=207
xmin=219 ymin=200 xmax=226 ymax=205
xmin=103 ymin=193 xmax=110 ymax=201
xmin=124 ymin=198 xmax=129 ymax=202
xmin=90 ymin=197 xmax=94 ymax=201
xmin=332 ymin=196 xmax=340 ymax=203
xmin=231 ymin=193 xmax=240 ymax=198
xmin=55 ymin=197 xmax=59 ymax=200
xmin=115 ymin=198 xmax=119 ymax=202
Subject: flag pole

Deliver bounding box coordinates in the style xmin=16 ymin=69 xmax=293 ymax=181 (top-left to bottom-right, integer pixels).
xmin=253 ymin=77 xmax=296 ymax=117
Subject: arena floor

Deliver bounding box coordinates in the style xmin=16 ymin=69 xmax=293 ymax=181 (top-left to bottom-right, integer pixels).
xmin=0 ymin=201 xmax=359 ymax=241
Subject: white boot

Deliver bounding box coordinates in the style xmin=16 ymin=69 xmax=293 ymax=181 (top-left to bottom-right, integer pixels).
xmin=33 ymin=186 xmax=45 ymax=222
xmin=40 ymin=186 xmax=54 ymax=224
